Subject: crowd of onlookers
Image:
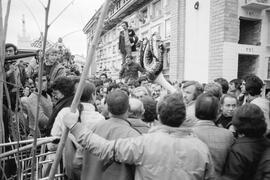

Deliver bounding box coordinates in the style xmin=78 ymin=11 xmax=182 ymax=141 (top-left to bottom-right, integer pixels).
xmin=2 ymin=42 xmax=270 ymax=180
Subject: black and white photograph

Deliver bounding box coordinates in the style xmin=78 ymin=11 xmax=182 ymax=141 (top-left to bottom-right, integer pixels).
xmin=0 ymin=0 xmax=270 ymax=179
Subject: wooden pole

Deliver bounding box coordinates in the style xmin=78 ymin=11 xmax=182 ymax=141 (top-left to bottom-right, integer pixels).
xmin=31 ymin=0 xmax=51 ymax=179
xmin=0 ymin=0 xmax=11 ymax=153
xmin=0 ymin=0 xmax=5 ymax=154
xmin=1 ymin=0 xmax=11 ymax=112
xmin=48 ymin=0 xmax=111 ymax=179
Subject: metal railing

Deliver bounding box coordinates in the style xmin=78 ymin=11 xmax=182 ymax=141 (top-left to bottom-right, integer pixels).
xmin=0 ymin=137 xmax=64 ymax=180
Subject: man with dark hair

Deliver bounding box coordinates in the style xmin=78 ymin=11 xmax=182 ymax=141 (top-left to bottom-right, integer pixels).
xmin=106 ymin=89 xmax=129 ymax=115
xmin=78 ymin=89 xmax=140 ymax=180
xmin=216 ymin=94 xmax=238 ymax=129
xmin=45 ymin=76 xmax=75 ymax=136
xmin=243 ymin=74 xmax=270 ymax=131
xmin=157 ymin=93 xmax=186 ymax=127
xmin=50 ymin=81 xmax=105 ymax=179
xmin=51 ymin=76 xmax=75 ymax=101
xmin=195 ymin=93 xmax=220 ymax=120
xmin=140 ymin=96 xmax=157 ymax=124
xmin=222 ymin=104 xmax=267 ymax=180
xmin=4 ymin=43 xmax=27 ymax=110
xmin=51 ymin=82 xmax=102 ymax=138
xmin=182 ymin=81 xmax=203 ymax=127
xmin=62 ymin=93 xmax=215 ymax=180
xmin=193 ymin=93 xmax=234 ymax=177
xmin=99 ymin=73 xmax=107 ymax=82
xmin=118 ymin=21 xmax=138 ymax=65
xmin=214 ymin=78 xmax=229 ymax=94
xmin=119 ymin=55 xmax=144 ymax=83
xmin=5 ymin=43 xmax=18 ymax=56
xmin=228 ymin=79 xmax=242 ymax=98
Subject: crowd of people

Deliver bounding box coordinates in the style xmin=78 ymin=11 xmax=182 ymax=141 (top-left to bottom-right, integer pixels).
xmin=56 ymin=73 xmax=270 ymax=180
xmin=1 ymin=21 xmax=270 ymax=180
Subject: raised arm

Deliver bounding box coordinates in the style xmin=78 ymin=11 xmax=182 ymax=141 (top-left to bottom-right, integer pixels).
xmin=64 ymin=110 xmax=144 ymax=165
xmin=139 ymin=34 xmax=177 ymax=94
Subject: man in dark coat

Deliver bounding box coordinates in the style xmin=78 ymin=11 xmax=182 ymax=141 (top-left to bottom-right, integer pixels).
xmin=254 ymin=133 xmax=270 ymax=180
xmin=4 ymin=43 xmax=28 ymax=110
xmin=118 ymin=21 xmax=138 ymax=65
xmin=119 ymin=55 xmax=144 ymax=83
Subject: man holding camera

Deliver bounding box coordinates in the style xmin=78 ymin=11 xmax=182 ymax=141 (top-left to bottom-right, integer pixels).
xmin=4 ymin=43 xmax=27 ymax=110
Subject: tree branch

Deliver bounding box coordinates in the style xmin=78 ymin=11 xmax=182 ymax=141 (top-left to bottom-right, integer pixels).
xmin=48 ymin=0 xmax=74 ymax=26
xmin=30 ymin=0 xmax=51 ymax=179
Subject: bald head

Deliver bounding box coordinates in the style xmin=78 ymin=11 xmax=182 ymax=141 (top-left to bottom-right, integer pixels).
xmin=129 ymin=98 xmax=145 ymax=118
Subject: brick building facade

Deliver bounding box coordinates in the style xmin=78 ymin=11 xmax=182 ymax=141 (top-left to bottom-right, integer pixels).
xmin=84 ymin=0 xmax=270 ymax=84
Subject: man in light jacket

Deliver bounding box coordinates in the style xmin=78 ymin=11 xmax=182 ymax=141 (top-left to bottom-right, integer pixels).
xmin=63 ymin=93 xmax=215 ymax=180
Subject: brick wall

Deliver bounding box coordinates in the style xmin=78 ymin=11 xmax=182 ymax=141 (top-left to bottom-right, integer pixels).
xmin=209 ymin=0 xmax=239 ymax=81
xmin=169 ymin=0 xmax=185 ymax=81
xmin=224 ymin=0 xmax=239 ymax=43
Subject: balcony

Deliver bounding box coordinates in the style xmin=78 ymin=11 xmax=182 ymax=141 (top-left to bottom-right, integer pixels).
xmin=242 ymin=0 xmax=270 ymax=10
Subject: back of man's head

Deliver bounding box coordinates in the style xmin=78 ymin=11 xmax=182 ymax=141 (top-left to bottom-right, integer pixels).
xmin=140 ymin=96 xmax=157 ymax=123
xmin=129 ymin=98 xmax=144 ymax=118
xmin=244 ymin=74 xmax=263 ymax=96
xmin=81 ymin=82 xmax=96 ymax=102
xmin=204 ymin=82 xmax=223 ymax=100
xmin=107 ymin=89 xmax=129 ymax=115
xmin=51 ymin=76 xmax=74 ymax=97
xmin=157 ymin=93 xmax=185 ymax=127
xmin=214 ymin=77 xmax=229 ymax=94
xmin=195 ymin=93 xmax=219 ymax=121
